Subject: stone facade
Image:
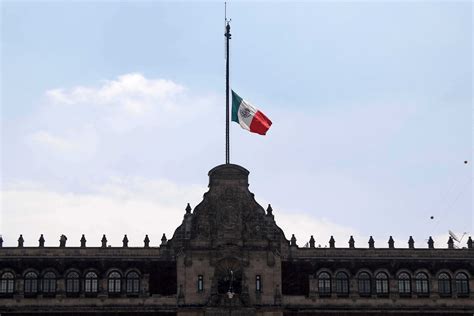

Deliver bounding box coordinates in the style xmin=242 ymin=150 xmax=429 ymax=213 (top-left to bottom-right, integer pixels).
xmin=0 ymin=164 xmax=473 ymax=315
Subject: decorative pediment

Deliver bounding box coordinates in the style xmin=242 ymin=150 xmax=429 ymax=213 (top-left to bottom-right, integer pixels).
xmin=169 ymin=164 xmax=287 ymax=251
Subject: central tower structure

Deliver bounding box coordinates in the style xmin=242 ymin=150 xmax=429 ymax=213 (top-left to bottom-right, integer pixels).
xmin=170 ymin=164 xmax=288 ymax=313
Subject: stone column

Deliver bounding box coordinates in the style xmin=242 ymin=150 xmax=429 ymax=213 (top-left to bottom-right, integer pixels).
xmin=389 ymin=277 xmax=398 ymax=300
xmin=140 ymin=273 xmax=150 ymax=298
xmin=57 ymin=277 xmax=66 ymax=298
xmin=14 ymin=276 xmax=24 ymax=299
xmin=98 ymin=276 xmax=108 ymax=298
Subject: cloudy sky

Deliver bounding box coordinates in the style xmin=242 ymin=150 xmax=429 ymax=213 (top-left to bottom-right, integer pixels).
xmin=1 ymin=1 xmax=472 ymax=248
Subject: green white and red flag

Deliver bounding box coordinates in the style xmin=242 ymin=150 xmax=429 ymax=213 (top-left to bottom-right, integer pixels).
xmin=231 ymin=90 xmax=272 ymax=135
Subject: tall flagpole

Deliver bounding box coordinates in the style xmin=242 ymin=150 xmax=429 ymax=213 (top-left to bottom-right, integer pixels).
xmin=225 ymin=12 xmax=231 ymax=164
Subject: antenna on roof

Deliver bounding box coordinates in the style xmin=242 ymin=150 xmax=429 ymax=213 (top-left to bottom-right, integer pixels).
xmin=449 ymin=230 xmax=460 ymax=242
xmin=449 ymin=230 xmax=468 ymax=249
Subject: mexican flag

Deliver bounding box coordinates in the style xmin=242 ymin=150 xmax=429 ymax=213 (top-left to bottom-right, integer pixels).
xmin=231 ymin=90 xmax=272 ymax=135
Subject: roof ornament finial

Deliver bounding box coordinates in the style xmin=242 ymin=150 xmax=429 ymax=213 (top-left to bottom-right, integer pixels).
xmin=447 ymin=236 xmax=454 ymax=249
xmin=329 ymin=236 xmax=335 ymax=248
xmin=290 ymin=234 xmax=297 ymax=247
xmin=349 ymin=236 xmax=355 ymax=248
xmin=18 ymin=235 xmax=24 ymax=248
xmin=122 ymin=234 xmax=129 ymax=248
xmin=80 ymin=234 xmax=87 ymax=248
xmin=39 ymin=234 xmax=45 ymax=247
xmin=368 ymin=236 xmax=375 ymax=248
xmin=101 ymin=234 xmax=107 ymax=248
xmin=427 ymin=236 xmax=434 ymax=249
xmin=185 ymin=203 xmax=192 ymax=214
xmin=18 ymin=234 xmax=24 ymax=248
xmin=388 ymin=236 xmax=395 ymax=249
xmin=161 ymin=233 xmax=168 ymax=246
xmin=59 ymin=234 xmax=67 ymax=247
xmin=266 ymin=204 xmax=273 ymax=217
xmin=144 ymin=235 xmax=150 ymax=248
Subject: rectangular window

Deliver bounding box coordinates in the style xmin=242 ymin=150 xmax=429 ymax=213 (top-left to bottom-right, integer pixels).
xmin=0 ymin=281 xmax=6 ymax=293
xmin=256 ymin=275 xmax=262 ymax=292
xmin=198 ymin=275 xmax=204 ymax=292
xmin=85 ymin=279 xmax=98 ymax=293
xmin=416 ymin=280 xmax=429 ymax=295
xmin=398 ymin=279 xmax=411 ymax=294
xmin=358 ymin=279 xmax=371 ymax=295
xmin=336 ymin=278 xmax=349 ymax=295
xmin=318 ymin=279 xmax=331 ymax=295
xmin=376 ymin=279 xmax=388 ymax=294
xmin=43 ymin=280 xmax=56 ymax=293
xmin=66 ymin=279 xmax=80 ymax=293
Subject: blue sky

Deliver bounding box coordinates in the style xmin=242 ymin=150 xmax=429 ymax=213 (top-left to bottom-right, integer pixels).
xmin=1 ymin=1 xmax=472 ymax=248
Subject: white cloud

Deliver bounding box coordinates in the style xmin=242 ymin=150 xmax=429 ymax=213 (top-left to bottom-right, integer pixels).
xmin=29 ymin=131 xmax=76 ymax=152
xmin=28 ymin=126 xmax=99 ymax=156
xmin=25 ymin=73 xmax=220 ymax=157
xmin=44 ymin=73 xmax=192 ymax=125
xmin=1 ymin=178 xmax=205 ymax=247
xmin=46 ymin=73 xmax=185 ymax=115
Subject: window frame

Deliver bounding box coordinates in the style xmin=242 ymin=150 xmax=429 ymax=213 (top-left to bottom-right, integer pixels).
xmin=335 ymin=272 xmax=349 ymax=297
xmin=415 ymin=272 xmax=429 ymax=296
xmin=24 ymin=271 xmax=38 ymax=297
xmin=455 ymin=273 xmax=469 ymax=297
xmin=358 ymin=272 xmax=372 ymax=297
xmin=318 ymin=272 xmax=331 ymax=297
xmin=66 ymin=271 xmax=80 ymax=296
xmin=0 ymin=272 xmax=15 ymax=295
xmin=126 ymin=271 xmax=140 ymax=296
xmin=437 ymin=273 xmax=451 ymax=297
xmin=84 ymin=271 xmax=99 ymax=296
xmin=397 ymin=272 xmax=411 ymax=297
xmin=375 ymin=272 xmax=389 ymax=296
xmin=107 ymin=271 xmax=122 ymax=295
xmin=42 ymin=272 xmax=57 ymax=296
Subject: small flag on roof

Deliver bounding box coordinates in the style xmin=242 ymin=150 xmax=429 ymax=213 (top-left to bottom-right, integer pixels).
xmin=231 ymin=90 xmax=272 ymax=135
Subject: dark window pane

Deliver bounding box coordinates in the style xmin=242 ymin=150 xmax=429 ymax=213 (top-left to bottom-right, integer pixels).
xmin=398 ymin=273 xmax=411 ymax=294
xmin=335 ymin=272 xmax=349 ymax=295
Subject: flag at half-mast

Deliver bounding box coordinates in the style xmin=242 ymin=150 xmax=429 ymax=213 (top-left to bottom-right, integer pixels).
xmin=231 ymin=90 xmax=272 ymax=135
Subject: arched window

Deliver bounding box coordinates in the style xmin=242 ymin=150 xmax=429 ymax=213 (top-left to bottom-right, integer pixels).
xmin=398 ymin=272 xmax=411 ymax=295
xmin=108 ymin=271 xmax=121 ymax=293
xmin=415 ymin=272 xmax=429 ymax=296
xmin=85 ymin=272 xmax=98 ymax=294
xmin=24 ymin=272 xmax=38 ymax=295
xmin=455 ymin=273 xmax=469 ymax=296
xmin=358 ymin=272 xmax=371 ymax=296
xmin=438 ymin=273 xmax=451 ymax=296
xmin=0 ymin=272 xmax=15 ymax=294
xmin=318 ymin=272 xmax=331 ymax=296
xmin=66 ymin=271 xmax=80 ymax=295
xmin=375 ymin=272 xmax=389 ymax=295
xmin=42 ymin=272 xmax=56 ymax=294
xmin=126 ymin=271 xmax=140 ymax=295
xmin=335 ymin=272 xmax=349 ymax=296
